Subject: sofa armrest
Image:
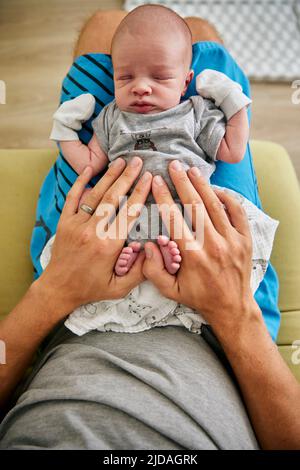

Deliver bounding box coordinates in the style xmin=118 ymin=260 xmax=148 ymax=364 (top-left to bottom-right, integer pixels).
xmin=250 ymin=140 xmax=300 ymax=315
xmin=251 ymin=140 xmax=300 ymax=381
xmin=0 ymin=149 xmax=57 ymax=319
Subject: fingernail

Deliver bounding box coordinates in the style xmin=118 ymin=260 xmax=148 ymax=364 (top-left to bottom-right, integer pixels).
xmin=145 ymin=247 xmax=153 ymax=259
xmin=141 ymin=171 xmax=152 ymax=182
xmin=190 ymin=167 xmax=201 ymax=177
xmin=153 ymin=175 xmax=164 ymax=186
xmin=110 ymin=157 xmax=124 ymax=167
xmin=170 ymin=160 xmax=182 ymax=171
xmin=129 ymin=156 xmax=142 ymax=167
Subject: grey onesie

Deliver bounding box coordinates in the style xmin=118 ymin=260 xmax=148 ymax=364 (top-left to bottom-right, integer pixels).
xmin=92 ymin=95 xmax=226 ymax=243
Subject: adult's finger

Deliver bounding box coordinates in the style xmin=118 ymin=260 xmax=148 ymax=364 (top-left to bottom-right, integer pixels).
xmin=91 ymin=156 xmax=144 ymax=228
xmin=62 ymin=166 xmax=94 ymax=219
xmin=214 ymin=189 xmax=251 ymax=237
xmin=187 ymin=166 xmax=233 ymax=236
xmin=151 ymin=175 xmax=195 ymax=252
xmin=168 ymin=160 xmax=217 ymax=240
xmin=76 ymin=157 xmax=127 ymax=223
xmin=142 ymin=242 xmax=178 ymax=301
xmin=105 ymin=171 xmax=153 ymax=246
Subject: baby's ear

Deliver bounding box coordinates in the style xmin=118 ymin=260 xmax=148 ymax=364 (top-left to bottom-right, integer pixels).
xmin=182 ymin=69 xmax=194 ymax=96
xmin=188 ymin=69 xmax=195 ymax=83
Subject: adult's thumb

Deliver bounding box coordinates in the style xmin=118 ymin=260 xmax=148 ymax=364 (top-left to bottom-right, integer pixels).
xmin=142 ymin=242 xmax=176 ymax=299
xmin=125 ymin=250 xmax=146 ymax=288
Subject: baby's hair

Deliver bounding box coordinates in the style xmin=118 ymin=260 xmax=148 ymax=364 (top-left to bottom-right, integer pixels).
xmin=111 ymin=4 xmax=193 ymax=69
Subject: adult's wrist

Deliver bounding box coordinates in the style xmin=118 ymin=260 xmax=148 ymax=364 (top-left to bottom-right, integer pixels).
xmin=30 ymin=272 xmax=73 ymax=325
xmin=210 ymin=298 xmax=266 ymax=354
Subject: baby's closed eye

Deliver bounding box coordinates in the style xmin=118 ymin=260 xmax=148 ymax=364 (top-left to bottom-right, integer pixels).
xmin=153 ymin=77 xmax=174 ymax=81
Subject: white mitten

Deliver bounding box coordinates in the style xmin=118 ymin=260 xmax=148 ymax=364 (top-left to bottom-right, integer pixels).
xmin=196 ymin=69 xmax=252 ymax=120
xmin=50 ymin=93 xmax=96 ymax=141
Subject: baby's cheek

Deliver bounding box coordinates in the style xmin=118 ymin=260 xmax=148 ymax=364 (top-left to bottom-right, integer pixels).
xmin=162 ymin=88 xmax=183 ymax=107
xmin=114 ymin=90 xmax=125 ymax=108
xmin=114 ymin=84 xmax=126 ymax=98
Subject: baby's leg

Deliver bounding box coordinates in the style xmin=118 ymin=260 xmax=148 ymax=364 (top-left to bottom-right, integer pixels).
xmin=157 ymin=235 xmax=182 ymax=275
xmin=115 ymin=242 xmax=142 ymax=276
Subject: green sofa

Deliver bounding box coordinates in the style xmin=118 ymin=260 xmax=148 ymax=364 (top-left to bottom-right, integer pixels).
xmin=0 ymin=142 xmax=300 ymax=380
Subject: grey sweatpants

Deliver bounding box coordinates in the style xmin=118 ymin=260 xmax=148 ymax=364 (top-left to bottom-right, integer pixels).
xmin=0 ymin=325 xmax=259 ymax=449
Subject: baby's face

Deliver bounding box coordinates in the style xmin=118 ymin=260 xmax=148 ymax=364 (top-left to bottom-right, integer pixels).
xmin=112 ymin=32 xmax=194 ymax=114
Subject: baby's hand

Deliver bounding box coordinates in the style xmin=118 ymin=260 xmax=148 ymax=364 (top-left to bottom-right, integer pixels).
xmin=196 ymin=69 xmax=251 ymax=120
xmin=50 ymin=93 xmax=96 ymax=141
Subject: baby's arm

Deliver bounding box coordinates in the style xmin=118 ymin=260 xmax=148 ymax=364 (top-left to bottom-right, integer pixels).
xmin=50 ymin=93 xmax=108 ymax=176
xmin=196 ymin=69 xmax=252 ymax=164
xmin=216 ymin=107 xmax=249 ymax=163
xmin=60 ymin=134 xmax=108 ymax=176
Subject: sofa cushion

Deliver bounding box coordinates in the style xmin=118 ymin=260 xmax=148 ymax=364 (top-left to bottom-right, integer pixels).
xmin=0 ymin=149 xmax=56 ymax=319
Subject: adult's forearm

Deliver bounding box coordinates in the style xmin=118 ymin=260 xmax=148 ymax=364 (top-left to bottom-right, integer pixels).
xmin=0 ymin=277 xmax=69 ymax=411
xmin=216 ymin=303 xmax=300 ymax=449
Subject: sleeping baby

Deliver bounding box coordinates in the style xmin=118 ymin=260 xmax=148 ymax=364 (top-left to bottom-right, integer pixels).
xmin=42 ymin=6 xmax=278 ymax=336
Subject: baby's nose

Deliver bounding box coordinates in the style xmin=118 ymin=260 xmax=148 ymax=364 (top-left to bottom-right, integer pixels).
xmin=132 ymin=81 xmax=152 ymax=96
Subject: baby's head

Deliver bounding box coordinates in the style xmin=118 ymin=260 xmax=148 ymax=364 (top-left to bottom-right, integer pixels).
xmin=111 ymin=4 xmax=194 ymax=114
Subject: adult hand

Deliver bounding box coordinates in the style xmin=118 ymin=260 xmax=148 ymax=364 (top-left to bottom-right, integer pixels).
xmin=38 ymin=156 xmax=152 ymax=319
xmin=143 ymin=160 xmax=260 ymax=340
xmin=143 ymin=162 xmax=300 ymax=451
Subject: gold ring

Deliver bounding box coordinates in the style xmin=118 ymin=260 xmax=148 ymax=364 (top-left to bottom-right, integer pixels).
xmin=79 ymin=203 xmax=94 ymax=215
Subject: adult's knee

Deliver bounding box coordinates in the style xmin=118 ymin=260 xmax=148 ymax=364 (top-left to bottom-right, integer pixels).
xmin=74 ymin=9 xmax=127 ymax=57
xmin=91 ymin=10 xmax=127 ymax=28
xmin=185 ymin=16 xmax=223 ymax=44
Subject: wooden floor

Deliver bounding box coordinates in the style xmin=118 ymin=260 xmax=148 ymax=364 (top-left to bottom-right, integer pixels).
xmin=0 ymin=0 xmax=299 ymax=180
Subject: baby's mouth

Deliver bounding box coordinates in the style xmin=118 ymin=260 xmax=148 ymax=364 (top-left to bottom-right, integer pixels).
xmin=131 ymin=102 xmax=155 ymax=113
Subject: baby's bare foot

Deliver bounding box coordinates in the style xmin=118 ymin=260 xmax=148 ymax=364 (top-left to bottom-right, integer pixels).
xmin=157 ymin=235 xmax=182 ymax=274
xmin=115 ymin=241 xmax=141 ymax=276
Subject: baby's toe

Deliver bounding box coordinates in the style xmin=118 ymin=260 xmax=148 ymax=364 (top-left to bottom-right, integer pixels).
xmin=128 ymin=241 xmax=141 ymax=252
xmin=117 ymin=258 xmax=129 ymax=267
xmin=168 ymin=240 xmax=178 ymax=250
xmin=116 ymin=266 xmax=129 ymax=276
xmin=157 ymin=235 xmax=169 ymax=247
xmin=169 ymin=262 xmax=180 ymax=274
xmin=122 ymin=246 xmax=133 ymax=255
xmin=119 ymin=253 xmax=131 ymax=260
